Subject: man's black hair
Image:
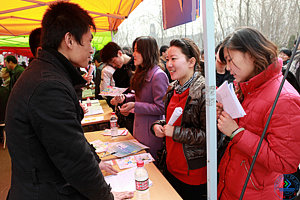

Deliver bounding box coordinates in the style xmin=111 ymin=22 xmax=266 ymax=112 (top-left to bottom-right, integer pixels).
xmin=159 ymin=45 xmax=169 ymax=56
xmin=5 ymin=55 xmax=17 ymax=64
xmin=29 ymin=27 xmax=42 ymax=57
xmin=41 ymin=1 xmax=96 ymax=50
xmin=100 ymin=42 xmax=121 ymax=63
xmin=280 ymin=48 xmax=292 ymax=57
xmin=93 ymin=51 xmax=101 ymax=63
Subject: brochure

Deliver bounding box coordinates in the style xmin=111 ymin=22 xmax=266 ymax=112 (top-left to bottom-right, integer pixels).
xmin=99 ymin=86 xmax=128 ymax=96
xmin=108 ymin=140 xmax=149 ymax=158
xmin=216 ymin=81 xmax=246 ymax=119
xmin=115 ymin=152 xmax=154 ymax=169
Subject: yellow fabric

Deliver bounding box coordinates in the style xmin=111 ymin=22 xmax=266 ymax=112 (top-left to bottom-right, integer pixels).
xmin=0 ymin=0 xmax=142 ymax=36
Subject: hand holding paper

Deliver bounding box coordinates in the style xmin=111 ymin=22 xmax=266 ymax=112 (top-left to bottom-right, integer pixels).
xmin=216 ymin=81 xmax=246 ymax=119
xmin=167 ymin=107 xmax=183 ymax=125
xmin=88 ymin=64 xmax=95 ymax=76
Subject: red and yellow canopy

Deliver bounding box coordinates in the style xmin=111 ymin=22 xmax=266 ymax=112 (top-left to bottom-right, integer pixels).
xmin=0 ymin=0 xmax=142 ymax=56
xmin=0 ymin=0 xmax=142 ymax=36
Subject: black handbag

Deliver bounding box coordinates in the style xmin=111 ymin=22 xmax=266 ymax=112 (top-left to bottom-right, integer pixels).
xmin=115 ymin=106 xmax=134 ymax=134
xmin=156 ymin=139 xmax=167 ymax=173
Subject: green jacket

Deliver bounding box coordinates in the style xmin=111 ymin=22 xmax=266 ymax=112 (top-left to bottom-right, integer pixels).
xmin=9 ymin=64 xmax=24 ymax=92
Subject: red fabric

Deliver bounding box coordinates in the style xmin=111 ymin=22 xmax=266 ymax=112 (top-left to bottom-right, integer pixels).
xmin=166 ymin=89 xmax=207 ymax=185
xmin=218 ymin=59 xmax=300 ymax=199
xmin=0 ymin=47 xmax=33 ymax=58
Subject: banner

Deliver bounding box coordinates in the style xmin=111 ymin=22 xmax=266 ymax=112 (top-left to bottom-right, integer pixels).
xmin=162 ymin=0 xmax=200 ymax=29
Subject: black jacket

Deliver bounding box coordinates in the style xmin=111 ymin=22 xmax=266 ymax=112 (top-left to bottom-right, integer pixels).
xmin=113 ymin=57 xmax=135 ymax=88
xmin=5 ymin=49 xmax=113 ymax=200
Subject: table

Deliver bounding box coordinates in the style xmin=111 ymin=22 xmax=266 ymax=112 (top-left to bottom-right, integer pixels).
xmin=85 ymin=130 xmax=182 ymax=200
xmin=82 ymin=100 xmax=113 ymax=131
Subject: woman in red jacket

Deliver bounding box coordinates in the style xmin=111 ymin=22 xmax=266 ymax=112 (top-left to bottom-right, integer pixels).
xmin=217 ymin=27 xmax=300 ymax=199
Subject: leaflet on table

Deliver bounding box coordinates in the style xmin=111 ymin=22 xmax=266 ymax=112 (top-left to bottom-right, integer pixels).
xmin=115 ymin=152 xmax=154 ymax=169
xmin=81 ymin=116 xmax=104 ymax=124
xmin=89 ymin=140 xmax=110 ymax=153
xmin=81 ymin=100 xmax=104 ymax=116
xmin=84 ymin=106 xmax=104 ymax=116
xmin=82 ymin=99 xmax=100 ymax=105
xmin=99 ymin=86 xmax=128 ymax=96
xmin=102 ymin=129 xmax=129 ymax=136
xmin=216 ymin=81 xmax=246 ymax=119
xmin=104 ymin=167 xmax=152 ymax=192
xmin=108 ymin=140 xmax=149 ymax=158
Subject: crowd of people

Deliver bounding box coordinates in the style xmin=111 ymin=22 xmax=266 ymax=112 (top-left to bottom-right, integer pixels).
xmin=1 ymin=1 xmax=300 ymax=200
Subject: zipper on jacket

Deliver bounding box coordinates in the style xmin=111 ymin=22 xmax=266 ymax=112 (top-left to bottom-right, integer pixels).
xmin=240 ymin=160 xmax=260 ymax=191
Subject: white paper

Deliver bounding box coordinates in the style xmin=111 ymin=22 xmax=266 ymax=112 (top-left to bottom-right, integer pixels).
xmin=216 ymin=81 xmax=246 ymax=119
xmin=88 ymin=64 xmax=95 ymax=76
xmin=81 ymin=116 xmax=104 ymax=124
xmin=102 ymin=129 xmax=129 ymax=136
xmin=104 ymin=167 xmax=152 ymax=192
xmin=100 ymin=86 xmax=128 ymax=97
xmin=82 ymin=100 xmax=104 ymax=116
xmin=167 ymin=107 xmax=183 ymax=125
xmin=116 ymin=153 xmax=154 ymax=169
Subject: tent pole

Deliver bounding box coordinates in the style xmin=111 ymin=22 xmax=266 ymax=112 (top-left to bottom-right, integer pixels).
xmin=111 ymin=31 xmax=114 ymax=42
xmin=202 ymin=0 xmax=217 ymax=199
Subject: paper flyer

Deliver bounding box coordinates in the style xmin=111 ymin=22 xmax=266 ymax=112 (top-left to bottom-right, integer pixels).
xmin=108 ymin=140 xmax=149 ymax=158
xmin=99 ymin=86 xmax=128 ymax=96
xmin=104 ymin=167 xmax=152 ymax=192
xmin=102 ymin=129 xmax=129 ymax=136
xmin=116 ymin=152 xmax=154 ymax=169
xmin=89 ymin=140 xmax=109 ymax=153
xmin=216 ymin=81 xmax=246 ymax=119
xmin=167 ymin=107 xmax=183 ymax=125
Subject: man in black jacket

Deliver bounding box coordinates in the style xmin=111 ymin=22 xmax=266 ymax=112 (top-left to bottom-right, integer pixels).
xmin=5 ymin=2 xmax=133 ymax=200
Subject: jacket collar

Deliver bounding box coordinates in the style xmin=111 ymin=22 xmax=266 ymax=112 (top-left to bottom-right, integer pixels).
xmin=167 ymin=72 xmax=205 ymax=100
xmin=239 ymin=58 xmax=282 ymax=95
xmin=145 ymin=65 xmax=160 ymax=82
xmin=40 ymin=48 xmax=86 ymax=86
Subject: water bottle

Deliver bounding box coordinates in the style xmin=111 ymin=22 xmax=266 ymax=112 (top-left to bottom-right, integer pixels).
xmin=86 ymin=97 xmax=92 ymax=107
xmin=135 ymin=160 xmax=150 ymax=200
xmin=110 ymin=112 xmax=118 ymax=138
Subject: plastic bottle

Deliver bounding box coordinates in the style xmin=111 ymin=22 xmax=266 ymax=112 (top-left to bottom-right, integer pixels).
xmin=110 ymin=112 xmax=118 ymax=138
xmin=86 ymin=97 xmax=92 ymax=107
xmin=135 ymin=160 xmax=150 ymax=200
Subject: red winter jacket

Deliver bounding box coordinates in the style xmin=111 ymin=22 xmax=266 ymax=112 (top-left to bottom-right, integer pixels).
xmin=218 ymin=59 xmax=300 ymax=200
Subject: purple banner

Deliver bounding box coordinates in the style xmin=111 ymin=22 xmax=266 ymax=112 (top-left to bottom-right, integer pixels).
xmin=162 ymin=0 xmax=200 ymax=29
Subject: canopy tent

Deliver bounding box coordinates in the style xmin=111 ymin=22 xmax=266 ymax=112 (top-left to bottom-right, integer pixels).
xmin=0 ymin=0 xmax=143 ymax=56
xmin=0 ymin=32 xmax=112 ymax=54
xmin=0 ymin=47 xmax=32 ymax=57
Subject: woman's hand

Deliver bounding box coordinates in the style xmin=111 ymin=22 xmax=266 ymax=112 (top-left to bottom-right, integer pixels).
xmin=216 ymin=102 xmax=223 ymax=120
xmin=83 ymin=73 xmax=93 ymax=84
xmin=111 ymin=95 xmax=125 ymax=106
xmin=217 ymin=111 xmax=239 ymax=137
xmin=119 ymin=102 xmax=134 ymax=116
xmin=99 ymin=162 xmax=118 ymax=175
xmin=164 ymin=124 xmax=174 ymax=137
xmin=79 ymin=102 xmax=89 ymax=114
xmin=153 ymin=124 xmax=165 ymax=138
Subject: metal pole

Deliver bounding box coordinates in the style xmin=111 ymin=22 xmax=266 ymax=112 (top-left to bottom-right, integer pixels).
xmin=111 ymin=31 xmax=114 ymax=42
xmin=202 ymin=0 xmax=217 ymax=199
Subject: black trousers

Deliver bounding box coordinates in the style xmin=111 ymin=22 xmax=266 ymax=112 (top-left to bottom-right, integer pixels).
xmin=164 ymin=169 xmax=207 ymax=200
